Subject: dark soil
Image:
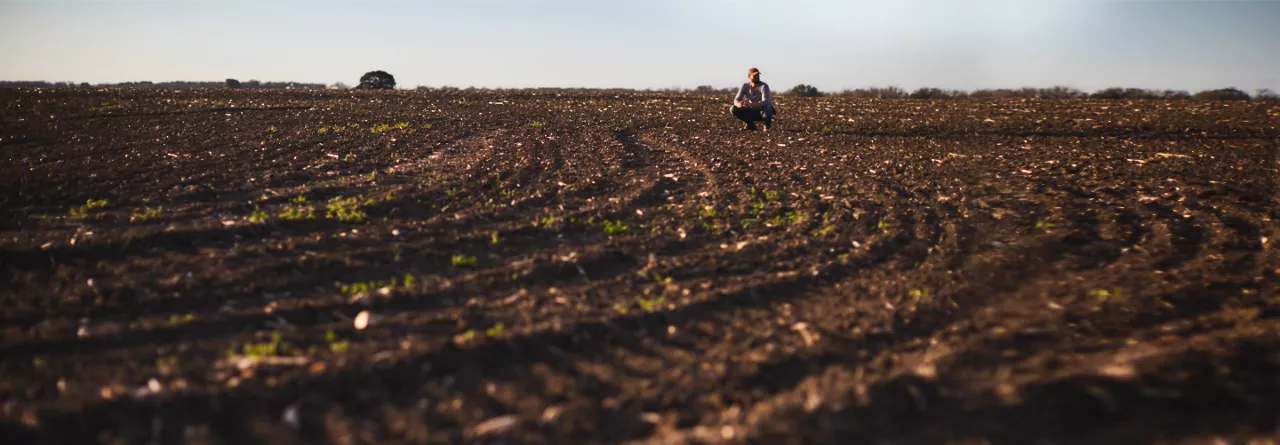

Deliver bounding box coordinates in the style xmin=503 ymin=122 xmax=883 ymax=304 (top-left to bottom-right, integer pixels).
xmin=2 ymin=88 xmax=1278 ymax=444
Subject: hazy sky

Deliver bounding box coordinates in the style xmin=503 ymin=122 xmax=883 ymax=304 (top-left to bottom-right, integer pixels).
xmin=1 ymin=0 xmax=1277 ymax=92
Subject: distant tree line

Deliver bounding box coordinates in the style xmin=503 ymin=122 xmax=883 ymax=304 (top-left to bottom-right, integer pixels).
xmin=783 ymin=85 xmax=1277 ymax=101
xmin=0 ymin=79 xmax=326 ymax=89
xmin=411 ymin=84 xmax=1277 ymax=101
xmin=3 ymin=76 xmax=1277 ymax=101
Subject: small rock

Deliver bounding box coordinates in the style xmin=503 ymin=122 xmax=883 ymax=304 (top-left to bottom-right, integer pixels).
xmin=282 ymin=403 xmax=301 ymax=429
xmin=473 ymin=414 xmax=519 ymax=436
xmin=354 ymin=311 xmax=371 ymax=330
xmin=541 ymin=405 xmax=563 ymax=423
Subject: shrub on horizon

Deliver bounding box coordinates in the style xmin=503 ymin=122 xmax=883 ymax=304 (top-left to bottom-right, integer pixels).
xmin=1193 ymin=87 xmax=1251 ymax=100
xmin=837 ymin=86 xmax=908 ymax=99
xmin=357 ymin=71 xmax=396 ymax=90
xmin=788 ymin=84 xmax=823 ymax=97
xmin=909 ymin=87 xmax=969 ymax=99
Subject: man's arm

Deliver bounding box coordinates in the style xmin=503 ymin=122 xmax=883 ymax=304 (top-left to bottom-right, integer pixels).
xmin=760 ymin=84 xmax=772 ymax=110
xmin=733 ymin=84 xmax=747 ymax=108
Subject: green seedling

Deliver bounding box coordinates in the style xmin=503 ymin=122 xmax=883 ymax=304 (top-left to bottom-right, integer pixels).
xmin=818 ymin=225 xmax=837 ymax=236
xmin=155 ymin=356 xmax=179 ymax=368
xmin=1089 ymin=288 xmax=1124 ymax=301
xmin=1035 ymin=220 xmax=1056 ymax=231
xmin=232 ymin=331 xmax=293 ymax=359
xmin=318 ymin=127 xmax=329 ymax=134
xmin=876 ymin=220 xmax=892 ymax=232
xmin=451 ymin=255 xmax=478 ymax=268
xmin=339 ymin=281 xmax=372 ymax=296
xmin=765 ymin=190 xmax=781 ymax=201
xmin=130 ymin=206 xmax=163 ymax=222
xmin=250 ymin=208 xmax=271 ymax=223
xmin=339 ymin=273 xmax=413 ymax=296
xmin=69 ymin=198 xmax=110 ymax=219
xmin=637 ymin=296 xmax=666 ymax=312
xmin=329 ymin=341 xmax=350 ymax=353
xmin=603 ymin=220 xmax=630 ymax=234
xmin=279 ymin=205 xmax=316 ymax=221
xmin=908 ymin=289 xmax=929 ymax=299
xmin=422 ymin=123 xmax=433 ymax=130
xmin=292 ymin=195 xmax=308 ymax=204
xmin=700 ymin=207 xmax=720 ymax=218
xmin=325 ymin=330 xmax=350 ymax=353
xmin=164 ymin=313 xmax=197 ymax=326
xmin=326 ymin=197 xmax=366 ymax=223
xmin=485 ymin=323 xmax=505 ymax=337
xmin=527 ymin=121 xmax=546 ymax=128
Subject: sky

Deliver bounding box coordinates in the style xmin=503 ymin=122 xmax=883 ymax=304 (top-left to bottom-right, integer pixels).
xmin=1 ymin=0 xmax=1277 ymax=92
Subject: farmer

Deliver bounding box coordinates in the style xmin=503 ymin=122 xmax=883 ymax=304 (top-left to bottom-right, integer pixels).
xmin=729 ymin=67 xmax=774 ymax=131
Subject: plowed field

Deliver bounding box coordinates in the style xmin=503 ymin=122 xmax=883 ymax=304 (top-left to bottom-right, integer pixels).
xmin=2 ymin=89 xmax=1278 ymax=444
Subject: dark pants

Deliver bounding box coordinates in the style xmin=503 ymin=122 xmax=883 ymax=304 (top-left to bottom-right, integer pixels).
xmin=730 ymin=105 xmax=774 ymax=125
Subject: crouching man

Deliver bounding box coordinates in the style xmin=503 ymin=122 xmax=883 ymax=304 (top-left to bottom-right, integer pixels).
xmin=729 ymin=67 xmax=774 ymax=131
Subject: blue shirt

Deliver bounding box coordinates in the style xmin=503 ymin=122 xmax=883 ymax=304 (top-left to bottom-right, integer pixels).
xmin=733 ymin=81 xmax=773 ymax=110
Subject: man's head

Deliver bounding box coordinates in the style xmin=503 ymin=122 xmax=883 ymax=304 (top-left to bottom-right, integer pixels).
xmin=748 ymin=67 xmax=761 ymax=83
